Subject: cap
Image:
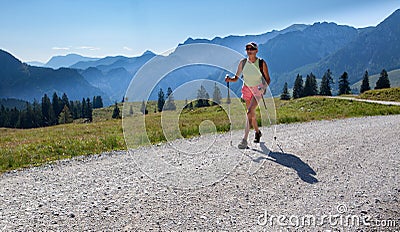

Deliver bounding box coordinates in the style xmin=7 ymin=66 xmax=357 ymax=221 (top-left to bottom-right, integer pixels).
xmin=245 ymin=42 xmax=258 ymax=49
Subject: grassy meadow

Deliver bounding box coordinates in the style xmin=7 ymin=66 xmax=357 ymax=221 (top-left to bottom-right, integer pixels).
xmin=2 ymin=94 xmax=400 ymax=173
xmin=357 ymin=87 xmax=400 ymax=102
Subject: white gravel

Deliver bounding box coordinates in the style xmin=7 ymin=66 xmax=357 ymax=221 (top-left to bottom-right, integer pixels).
xmin=0 ymin=115 xmax=399 ymax=231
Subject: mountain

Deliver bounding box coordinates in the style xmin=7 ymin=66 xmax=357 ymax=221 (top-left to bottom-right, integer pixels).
xmin=80 ymin=67 xmax=132 ymax=102
xmin=71 ymin=50 xmax=156 ymax=73
xmin=180 ymin=24 xmax=309 ymax=56
xmin=0 ymin=49 xmax=109 ymax=105
xmin=45 ymin=53 xmax=99 ymax=69
xmin=26 ymin=61 xmax=45 ymax=67
xmin=0 ymin=98 xmax=29 ymax=110
xmin=77 ymin=51 xmax=157 ymax=102
xmin=282 ymin=9 xmax=400 ymax=90
xmin=259 ymin=22 xmax=358 ymax=74
xmin=156 ymin=22 xmax=360 ymax=95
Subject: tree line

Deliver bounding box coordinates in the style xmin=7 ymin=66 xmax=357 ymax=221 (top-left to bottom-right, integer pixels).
xmin=136 ymin=84 xmax=223 ymax=115
xmin=0 ymin=93 xmax=104 ymax=129
xmin=280 ymin=69 xmax=391 ymax=100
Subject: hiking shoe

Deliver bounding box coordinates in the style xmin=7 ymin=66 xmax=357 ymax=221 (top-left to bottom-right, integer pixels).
xmin=238 ymin=139 xmax=248 ymax=149
xmin=254 ymin=130 xmax=262 ymax=143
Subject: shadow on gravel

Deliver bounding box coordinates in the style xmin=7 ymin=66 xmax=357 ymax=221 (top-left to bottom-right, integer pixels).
xmin=251 ymin=142 xmax=318 ymax=184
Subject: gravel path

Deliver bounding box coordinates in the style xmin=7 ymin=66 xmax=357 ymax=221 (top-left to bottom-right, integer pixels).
xmin=329 ymin=96 xmax=400 ymax=106
xmin=0 ymin=115 xmax=399 ymax=231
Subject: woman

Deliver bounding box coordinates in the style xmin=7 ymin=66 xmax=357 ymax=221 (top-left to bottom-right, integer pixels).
xmin=225 ymin=42 xmax=271 ymax=149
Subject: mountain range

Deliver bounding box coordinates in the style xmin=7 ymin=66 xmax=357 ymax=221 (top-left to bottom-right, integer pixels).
xmin=1 ymin=8 xmax=399 ymax=105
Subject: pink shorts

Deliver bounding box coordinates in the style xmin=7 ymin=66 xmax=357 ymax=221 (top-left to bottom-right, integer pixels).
xmin=241 ymin=85 xmax=265 ymax=101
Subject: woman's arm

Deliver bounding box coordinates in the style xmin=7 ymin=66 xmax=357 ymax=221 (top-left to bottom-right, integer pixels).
xmin=225 ymin=61 xmax=243 ymax=82
xmin=262 ymin=60 xmax=271 ymax=85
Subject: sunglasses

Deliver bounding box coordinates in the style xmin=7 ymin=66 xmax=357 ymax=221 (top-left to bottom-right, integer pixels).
xmin=246 ymin=47 xmax=257 ymax=51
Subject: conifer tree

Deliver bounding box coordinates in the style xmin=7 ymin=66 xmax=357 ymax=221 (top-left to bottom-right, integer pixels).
xmin=195 ymin=85 xmax=210 ymax=107
xmin=61 ymin=93 xmax=69 ymax=110
xmin=212 ymin=83 xmax=222 ymax=105
xmin=360 ymin=70 xmax=371 ymax=93
xmin=112 ymin=103 xmax=121 ymax=119
xmin=32 ymin=99 xmax=43 ymax=127
xmin=319 ymin=69 xmax=333 ymax=96
xmin=304 ymin=73 xmax=318 ymax=97
xmin=42 ymin=94 xmax=55 ymax=126
xmin=58 ymin=105 xmax=73 ymax=124
xmin=52 ymin=92 xmax=62 ymax=120
xmin=157 ymin=88 xmax=165 ymax=112
xmin=0 ymin=105 xmax=6 ymax=127
xmin=292 ymin=74 xmax=304 ymax=99
xmin=375 ymin=69 xmax=390 ymax=89
xmin=280 ymin=82 xmax=291 ymax=100
xmin=81 ymin=98 xmax=87 ymax=119
xmin=86 ymin=98 xmax=93 ymax=122
xmin=338 ymin=72 xmax=351 ymax=95
xmin=164 ymin=87 xmax=176 ymax=110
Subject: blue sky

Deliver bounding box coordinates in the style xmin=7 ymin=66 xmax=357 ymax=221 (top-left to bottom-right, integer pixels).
xmin=1 ymin=0 xmax=399 ymax=63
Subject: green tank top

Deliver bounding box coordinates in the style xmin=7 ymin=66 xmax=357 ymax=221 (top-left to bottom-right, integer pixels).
xmin=242 ymin=58 xmax=263 ymax=87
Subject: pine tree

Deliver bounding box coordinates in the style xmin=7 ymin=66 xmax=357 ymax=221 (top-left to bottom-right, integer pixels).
xmin=195 ymin=85 xmax=210 ymax=107
xmin=86 ymin=98 xmax=93 ymax=122
xmin=72 ymin=100 xmax=82 ymax=119
xmin=61 ymin=93 xmax=69 ymax=110
xmin=0 ymin=105 xmax=6 ymax=127
xmin=375 ymin=69 xmax=390 ymax=89
xmin=32 ymin=99 xmax=43 ymax=127
xmin=292 ymin=74 xmax=304 ymax=99
xmin=360 ymin=70 xmax=371 ymax=93
xmin=164 ymin=87 xmax=176 ymax=111
xmin=157 ymin=88 xmax=165 ymax=112
xmin=93 ymin=96 xmax=102 ymax=109
xmin=9 ymin=107 xmax=20 ymax=128
xmin=58 ymin=105 xmax=73 ymax=124
xmin=112 ymin=103 xmax=121 ymax=119
xmin=319 ymin=69 xmax=333 ymax=96
xmin=17 ymin=102 xmax=35 ymax=128
xmin=212 ymin=83 xmax=222 ymax=105
xmin=140 ymin=100 xmax=148 ymax=115
xmin=52 ymin=92 xmax=62 ymax=121
xmin=338 ymin=72 xmax=351 ymax=95
xmin=42 ymin=94 xmax=55 ymax=126
xmin=81 ymin=98 xmax=87 ymax=119
xmin=304 ymin=73 xmax=318 ymax=97
xmin=96 ymin=96 xmax=104 ymax=108
xmin=280 ymin=82 xmax=291 ymax=100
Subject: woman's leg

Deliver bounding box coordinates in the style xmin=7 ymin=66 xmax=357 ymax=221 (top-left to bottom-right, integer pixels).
xmin=244 ymin=97 xmax=256 ymax=140
xmin=250 ymin=97 xmax=260 ymax=133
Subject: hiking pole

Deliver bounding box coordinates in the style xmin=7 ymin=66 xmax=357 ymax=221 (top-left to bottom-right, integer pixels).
xmin=259 ymin=86 xmax=284 ymax=153
xmin=226 ymin=75 xmax=232 ymax=146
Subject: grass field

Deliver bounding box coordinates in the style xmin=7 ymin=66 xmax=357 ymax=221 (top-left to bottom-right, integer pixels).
xmin=2 ymin=96 xmax=400 ymax=173
xmin=357 ymin=87 xmax=400 ymax=102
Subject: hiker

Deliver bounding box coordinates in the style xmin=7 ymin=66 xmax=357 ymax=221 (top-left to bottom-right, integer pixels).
xmin=225 ymin=42 xmax=271 ymax=149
